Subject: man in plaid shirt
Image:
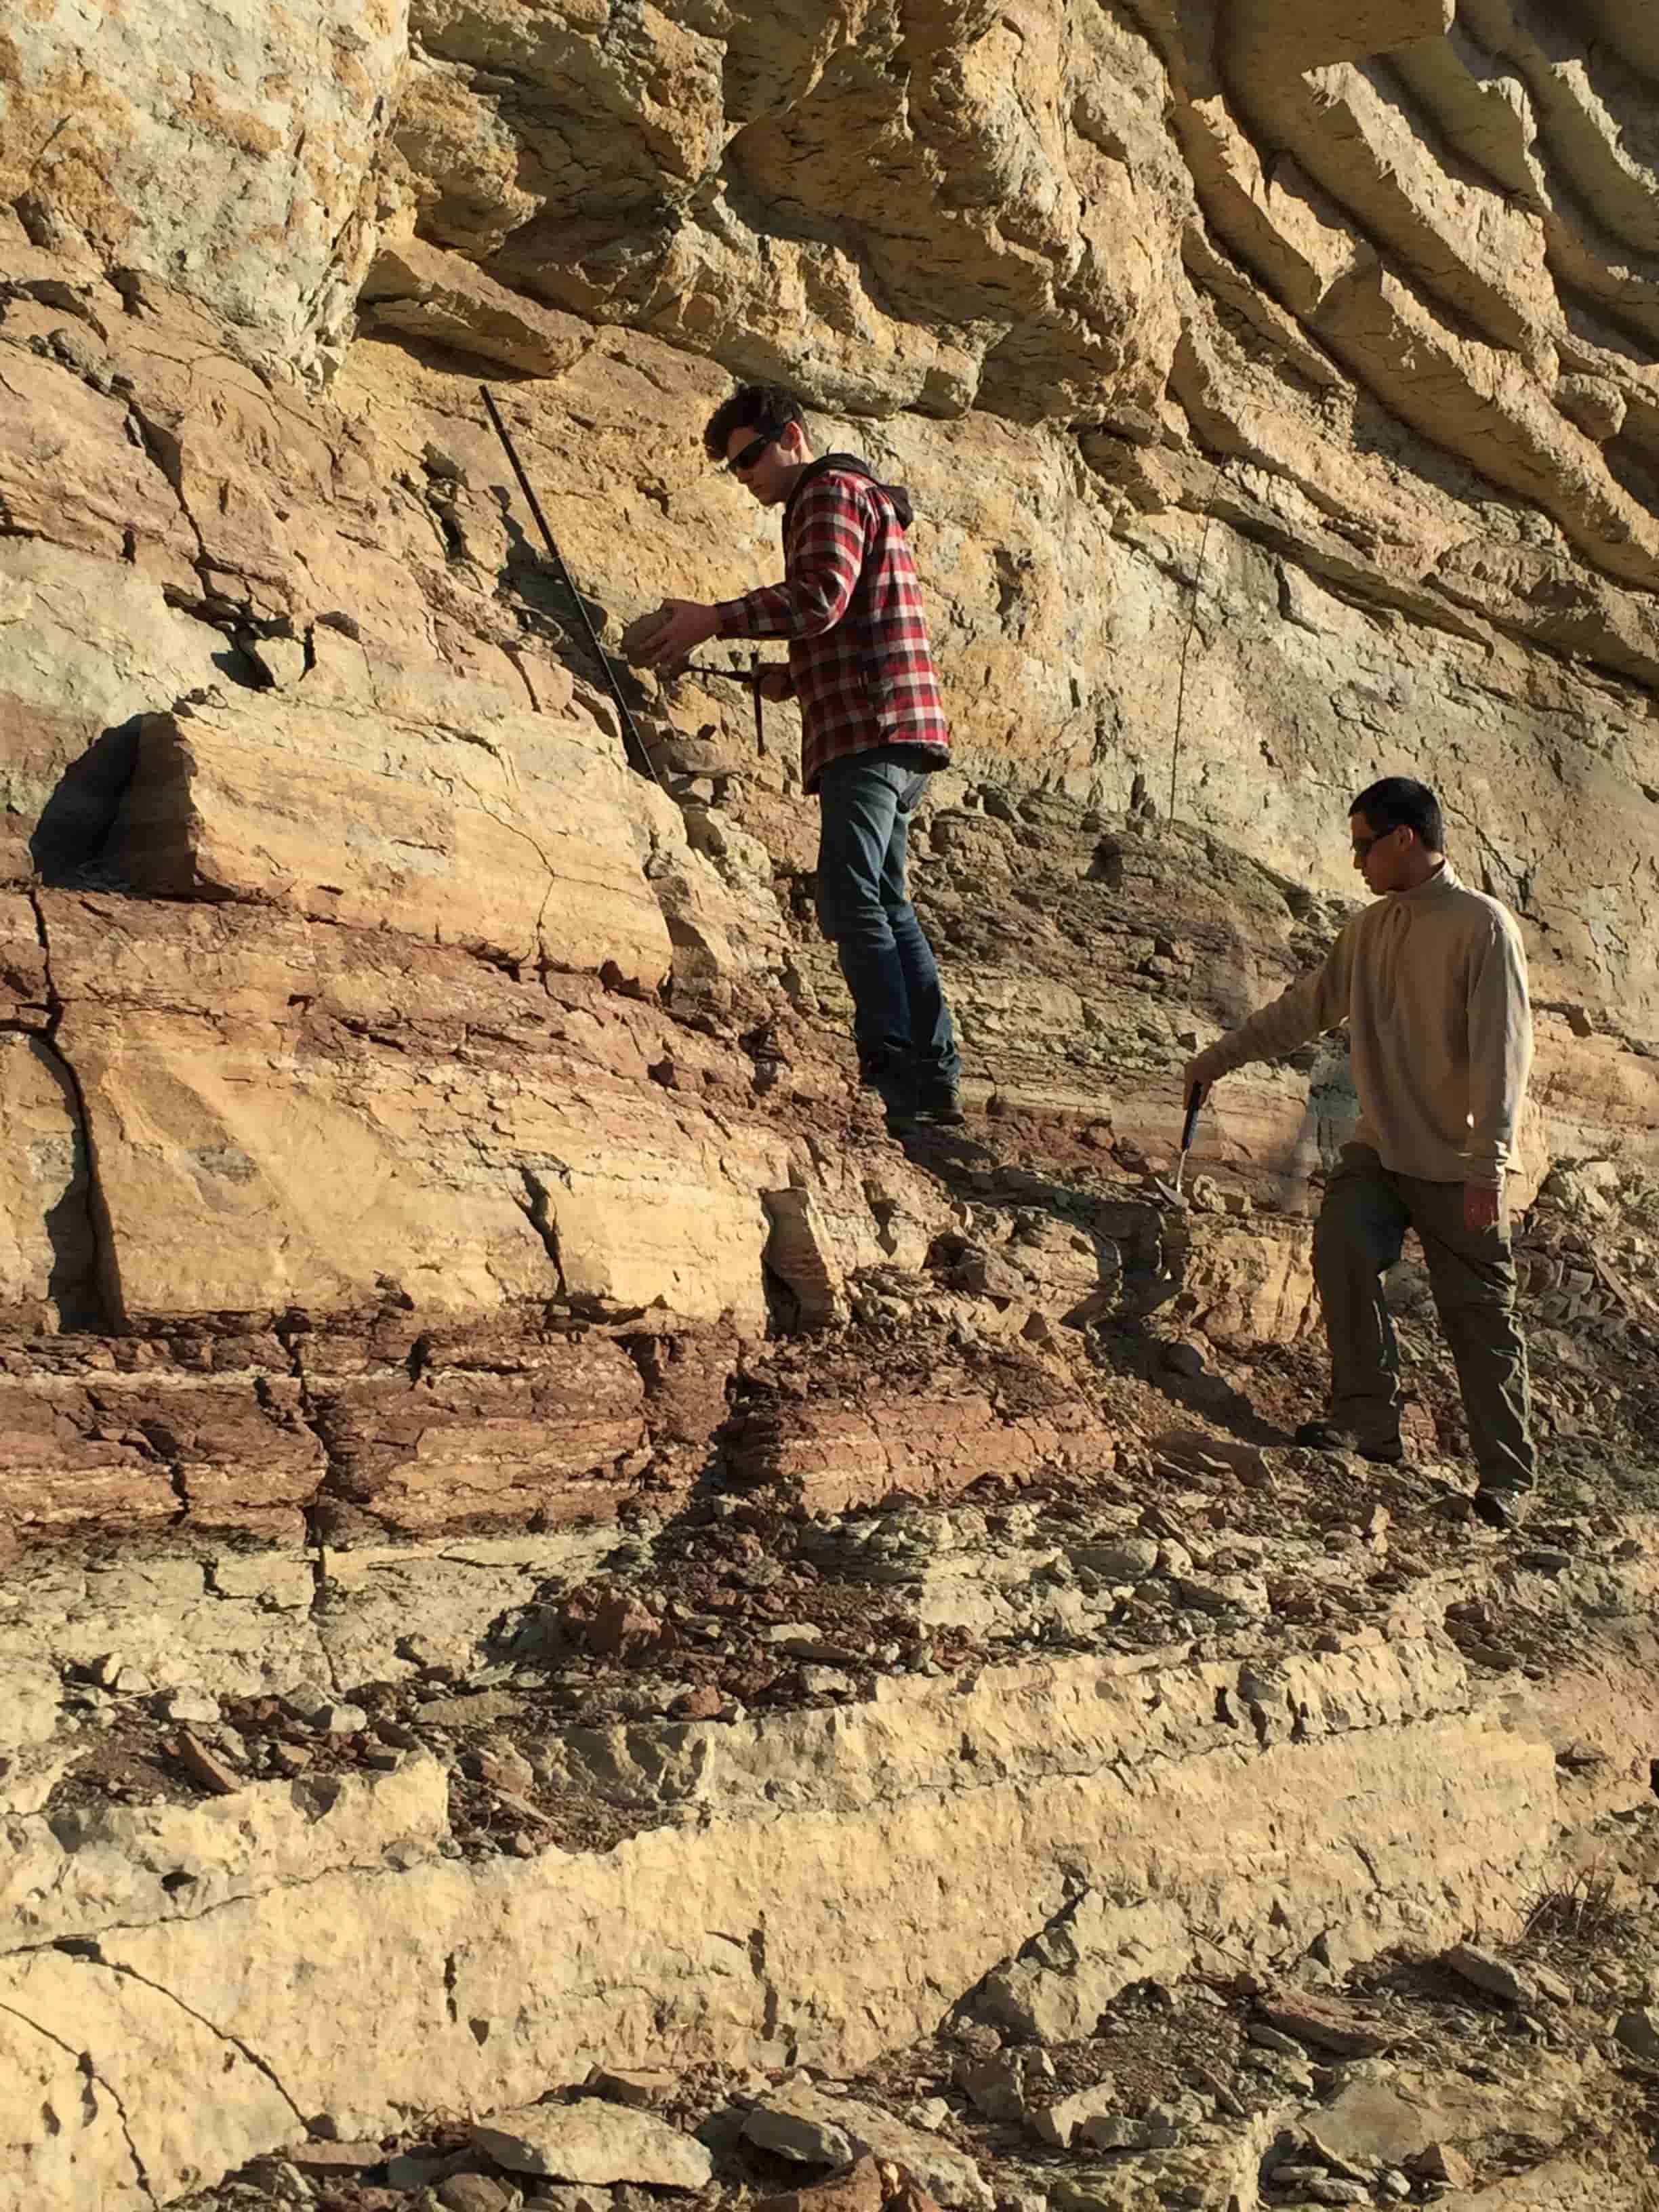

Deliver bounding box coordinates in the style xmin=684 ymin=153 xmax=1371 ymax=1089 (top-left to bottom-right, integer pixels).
xmin=644 ymin=383 xmax=963 ymax=1131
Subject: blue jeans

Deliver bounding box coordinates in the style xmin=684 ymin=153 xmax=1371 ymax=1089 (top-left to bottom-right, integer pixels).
xmin=815 ymin=749 xmax=960 ymax=1088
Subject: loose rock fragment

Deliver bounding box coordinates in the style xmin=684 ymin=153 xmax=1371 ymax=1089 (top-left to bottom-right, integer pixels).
xmin=1256 ymin=1988 xmax=1398 ymax=2056
xmin=745 ymin=2083 xmax=991 ymax=2209
xmin=587 ymin=2066 xmax=676 ymax=2109
xmin=438 ymin=2176 xmax=518 ymax=2212
xmin=1247 ymin=2023 xmax=1306 ymax=2057
xmin=386 ymin=2149 xmax=471 ymax=2190
xmin=956 ymin=2048 xmax=1053 ymax=2121
xmin=285 ymin=2142 xmax=385 ymax=2174
xmin=171 ymin=1729 xmax=241 ymax=1795
xmin=283 ymin=1683 xmax=369 ymax=1734
xmin=880 ymin=2158 xmax=947 ymax=2212
xmin=668 ymin=1685 xmax=722 ymax=1720
xmin=1025 ymin=2080 xmax=1116 ymax=2149
xmin=1302 ymin=2131 xmax=1371 ymax=2183
xmin=472 ymin=2102 xmax=713 ymax=2188
xmin=472 ymin=1746 xmax=537 ymax=1794
xmin=1443 ymin=1943 xmax=1536 ymax=2007
xmin=152 ymin=1687 xmax=222 ymax=1725
xmin=1073 ymin=1539 xmax=1160 ymax=1580
xmin=1077 ymin=2111 xmax=1177 ymax=2151
xmin=241 ymin=2158 xmax=314 ymax=2201
xmin=1408 ymin=2142 xmax=1475 ymax=2187
xmin=752 ymin=2156 xmax=886 ymax=2212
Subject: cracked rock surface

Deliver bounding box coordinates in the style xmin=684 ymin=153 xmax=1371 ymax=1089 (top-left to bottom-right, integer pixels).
xmin=4 ymin=0 xmax=1659 ymax=2207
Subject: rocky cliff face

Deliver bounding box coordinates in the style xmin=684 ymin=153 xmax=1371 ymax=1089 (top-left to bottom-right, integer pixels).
xmin=3 ymin=3 xmax=1659 ymax=2209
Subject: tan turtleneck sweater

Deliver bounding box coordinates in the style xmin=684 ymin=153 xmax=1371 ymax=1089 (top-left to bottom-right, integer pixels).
xmin=1193 ymin=862 xmax=1533 ymax=1186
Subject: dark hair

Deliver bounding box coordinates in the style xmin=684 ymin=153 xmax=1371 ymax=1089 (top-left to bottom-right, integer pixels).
xmin=1350 ymin=775 xmax=1443 ymax=851
xmin=703 ymin=382 xmax=806 ymax=463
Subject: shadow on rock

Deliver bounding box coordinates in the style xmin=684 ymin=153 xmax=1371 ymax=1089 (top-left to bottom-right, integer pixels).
xmin=30 ymin=714 xmax=144 ymax=886
xmin=905 ymin=1130 xmax=1289 ymax=1447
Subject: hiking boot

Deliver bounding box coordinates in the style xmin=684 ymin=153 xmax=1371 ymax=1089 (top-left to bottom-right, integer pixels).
xmin=1473 ymin=1485 xmax=1528 ymax=1531
xmin=912 ymin=1077 xmax=965 ymax=1127
xmin=1293 ymin=1420 xmax=1404 ymax=1465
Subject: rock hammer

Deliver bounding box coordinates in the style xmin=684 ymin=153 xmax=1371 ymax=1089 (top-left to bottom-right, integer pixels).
xmin=1174 ymin=1083 xmax=1206 ymax=1198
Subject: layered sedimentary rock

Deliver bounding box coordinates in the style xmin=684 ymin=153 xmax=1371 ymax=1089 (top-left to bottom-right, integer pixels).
xmin=4 ymin=1 xmax=1659 ymax=2206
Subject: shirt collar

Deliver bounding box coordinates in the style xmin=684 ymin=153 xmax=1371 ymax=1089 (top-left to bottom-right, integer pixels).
xmin=1397 ymin=859 xmax=1459 ymax=901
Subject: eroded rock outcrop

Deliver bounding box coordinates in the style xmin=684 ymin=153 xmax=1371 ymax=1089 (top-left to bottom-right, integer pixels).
xmin=3 ymin=1 xmax=1659 ymax=2207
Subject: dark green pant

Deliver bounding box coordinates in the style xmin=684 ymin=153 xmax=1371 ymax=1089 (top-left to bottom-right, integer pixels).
xmin=1313 ymin=1145 xmax=1534 ymax=1493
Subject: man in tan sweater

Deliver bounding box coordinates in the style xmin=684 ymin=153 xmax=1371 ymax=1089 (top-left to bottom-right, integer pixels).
xmin=1183 ymin=777 xmax=1535 ymax=1528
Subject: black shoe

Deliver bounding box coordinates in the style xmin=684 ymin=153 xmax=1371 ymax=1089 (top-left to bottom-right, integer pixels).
xmin=857 ymin=1044 xmax=918 ymax=1129
xmin=913 ymin=1078 xmax=965 ymax=1127
xmin=1473 ymin=1486 xmax=1528 ymax=1531
xmin=1294 ymin=1420 xmax=1404 ymax=1465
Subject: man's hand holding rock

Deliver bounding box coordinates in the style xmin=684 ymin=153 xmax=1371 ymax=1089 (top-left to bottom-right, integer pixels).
xmin=637 ymin=599 xmax=721 ymax=668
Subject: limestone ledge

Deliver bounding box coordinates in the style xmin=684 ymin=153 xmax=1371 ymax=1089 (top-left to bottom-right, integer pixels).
xmin=0 ymin=1626 xmax=1632 ymax=2209
xmin=0 ymin=1525 xmax=622 ymax=1759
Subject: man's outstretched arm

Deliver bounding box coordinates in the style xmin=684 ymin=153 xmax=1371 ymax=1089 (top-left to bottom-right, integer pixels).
xmin=714 ymin=478 xmax=867 ymax=640
xmin=1182 ymin=928 xmax=1355 ymax=1098
xmin=641 ymin=479 xmax=869 ymax=665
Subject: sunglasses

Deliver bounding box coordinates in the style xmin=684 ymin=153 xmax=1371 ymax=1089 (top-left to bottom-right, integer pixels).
xmin=1351 ymin=825 xmax=1399 ymax=861
xmin=725 ymin=432 xmax=774 ymax=476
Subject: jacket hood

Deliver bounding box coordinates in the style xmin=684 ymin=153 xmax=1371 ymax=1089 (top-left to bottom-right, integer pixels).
xmin=785 ymin=451 xmax=915 ymax=528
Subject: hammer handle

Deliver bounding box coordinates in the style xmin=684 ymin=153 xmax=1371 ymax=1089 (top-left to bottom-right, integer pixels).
xmin=680 ymin=662 xmax=761 ymax=684
xmin=1181 ymin=1084 xmax=1206 ymax=1152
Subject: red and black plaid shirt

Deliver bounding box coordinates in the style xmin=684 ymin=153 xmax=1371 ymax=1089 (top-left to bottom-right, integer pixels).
xmin=714 ymin=462 xmax=951 ymax=793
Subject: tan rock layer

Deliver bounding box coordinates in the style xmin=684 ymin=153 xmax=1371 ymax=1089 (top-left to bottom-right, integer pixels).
xmin=0 ymin=1634 xmax=1619 ymax=2208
